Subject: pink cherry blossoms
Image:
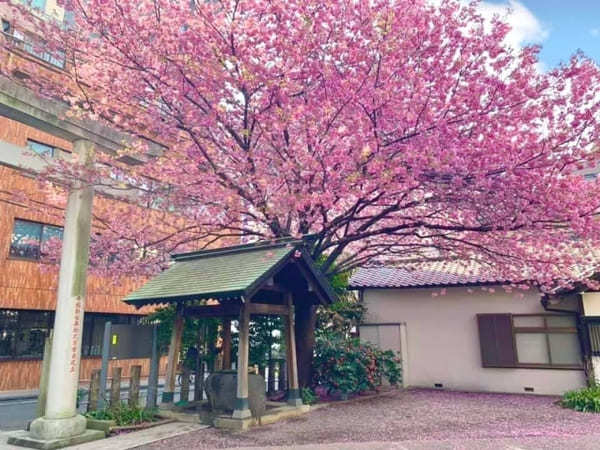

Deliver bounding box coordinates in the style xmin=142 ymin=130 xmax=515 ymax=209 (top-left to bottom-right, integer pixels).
xmin=2 ymin=0 xmax=600 ymax=288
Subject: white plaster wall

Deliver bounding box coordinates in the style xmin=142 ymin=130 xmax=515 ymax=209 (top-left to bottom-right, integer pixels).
xmin=591 ymin=356 xmax=600 ymax=385
xmin=362 ymin=286 xmax=586 ymax=395
xmin=582 ymin=292 xmax=600 ymax=316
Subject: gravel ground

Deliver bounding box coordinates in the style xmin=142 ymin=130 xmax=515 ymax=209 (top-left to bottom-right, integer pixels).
xmin=138 ymin=389 xmax=600 ymax=449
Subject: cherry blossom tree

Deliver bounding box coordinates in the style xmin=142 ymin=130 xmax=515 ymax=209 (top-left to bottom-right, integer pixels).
xmin=3 ymin=0 xmax=600 ymax=385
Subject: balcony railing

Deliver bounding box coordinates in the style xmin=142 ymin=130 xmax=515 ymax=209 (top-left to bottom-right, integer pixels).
xmin=1 ymin=23 xmax=65 ymax=69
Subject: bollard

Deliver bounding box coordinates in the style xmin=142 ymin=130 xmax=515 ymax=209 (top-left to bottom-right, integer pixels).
xmin=129 ymin=365 xmax=141 ymax=407
xmin=88 ymin=369 xmax=101 ymax=411
xmin=109 ymin=367 xmax=122 ymax=410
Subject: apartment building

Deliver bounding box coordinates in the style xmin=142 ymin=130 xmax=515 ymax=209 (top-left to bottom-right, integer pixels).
xmin=0 ymin=0 xmax=167 ymax=391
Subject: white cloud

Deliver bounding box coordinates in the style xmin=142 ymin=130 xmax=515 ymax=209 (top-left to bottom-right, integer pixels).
xmin=591 ymin=28 xmax=600 ymax=38
xmin=477 ymin=0 xmax=549 ymax=50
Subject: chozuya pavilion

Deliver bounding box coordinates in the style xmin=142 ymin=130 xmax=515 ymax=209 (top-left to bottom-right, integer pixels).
xmin=124 ymin=238 xmax=336 ymax=427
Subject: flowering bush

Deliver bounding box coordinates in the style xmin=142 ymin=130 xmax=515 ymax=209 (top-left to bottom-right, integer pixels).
xmin=313 ymin=333 xmax=401 ymax=396
xmin=562 ymin=386 xmax=600 ymax=412
xmin=301 ymin=387 xmax=318 ymax=405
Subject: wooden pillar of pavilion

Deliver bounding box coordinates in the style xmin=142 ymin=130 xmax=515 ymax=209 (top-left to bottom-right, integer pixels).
xmin=232 ymin=298 xmax=252 ymax=419
xmin=284 ymin=292 xmax=302 ymax=406
xmin=222 ymin=318 xmax=232 ymax=370
xmin=162 ymin=302 xmax=184 ymax=404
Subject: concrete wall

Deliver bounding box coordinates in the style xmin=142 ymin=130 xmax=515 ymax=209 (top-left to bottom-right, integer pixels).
xmin=362 ymin=286 xmax=586 ymax=395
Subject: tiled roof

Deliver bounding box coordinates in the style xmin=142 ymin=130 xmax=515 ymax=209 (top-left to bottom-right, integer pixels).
xmin=348 ymin=261 xmax=507 ymax=289
xmin=124 ymin=240 xmax=337 ymax=306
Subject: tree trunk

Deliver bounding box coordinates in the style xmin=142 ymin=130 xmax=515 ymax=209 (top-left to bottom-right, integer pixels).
xmin=294 ymin=302 xmax=317 ymax=388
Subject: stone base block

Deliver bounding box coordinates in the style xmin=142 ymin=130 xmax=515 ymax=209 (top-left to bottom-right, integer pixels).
xmin=85 ymin=418 xmax=116 ymax=436
xmin=214 ymin=404 xmax=311 ymax=431
xmin=232 ymin=407 xmax=252 ymax=420
xmin=7 ymin=429 xmax=105 ymax=450
xmin=213 ymin=415 xmax=253 ymax=431
xmin=287 ymin=397 xmax=304 ymax=407
xmin=287 ymin=389 xmax=303 ymax=407
xmin=29 ymin=415 xmax=87 ymax=440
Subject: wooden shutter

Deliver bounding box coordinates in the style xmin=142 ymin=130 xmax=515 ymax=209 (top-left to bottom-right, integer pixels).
xmin=477 ymin=314 xmax=516 ymax=368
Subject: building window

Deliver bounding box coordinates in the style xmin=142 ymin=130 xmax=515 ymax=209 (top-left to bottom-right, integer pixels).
xmin=0 ymin=309 xmax=53 ymax=359
xmin=0 ymin=309 xmax=143 ymax=360
xmin=27 ymin=139 xmax=56 ymax=157
xmin=27 ymin=139 xmax=69 ymax=159
xmin=513 ymin=315 xmax=581 ymax=366
xmin=9 ymin=219 xmax=63 ymax=260
xmin=477 ymin=313 xmax=582 ymax=369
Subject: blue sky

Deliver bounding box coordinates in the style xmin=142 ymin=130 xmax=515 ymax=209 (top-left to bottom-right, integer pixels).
xmin=481 ymin=0 xmax=600 ymax=69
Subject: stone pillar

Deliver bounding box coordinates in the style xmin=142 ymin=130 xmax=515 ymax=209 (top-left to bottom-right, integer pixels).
xmin=162 ymin=303 xmax=184 ymax=404
xmin=222 ymin=318 xmax=232 ymax=370
xmin=284 ymin=293 xmax=302 ymax=406
xmin=232 ymin=299 xmax=251 ymax=419
xmin=36 ymin=331 xmax=53 ymax=418
xmin=29 ymin=139 xmax=95 ymax=441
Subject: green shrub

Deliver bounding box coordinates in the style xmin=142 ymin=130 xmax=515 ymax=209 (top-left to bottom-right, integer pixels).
xmin=562 ymin=386 xmax=600 ymax=412
xmin=312 ymin=333 xmax=401 ymax=396
xmin=301 ymin=387 xmax=318 ymax=405
xmin=86 ymin=404 xmax=158 ymax=426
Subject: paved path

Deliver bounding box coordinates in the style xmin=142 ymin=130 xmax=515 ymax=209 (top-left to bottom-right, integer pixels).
xmin=0 ymin=423 xmax=207 ymax=450
xmin=2 ymin=431 xmax=600 ymax=450
xmin=3 ymin=390 xmax=600 ymax=449
xmin=223 ymin=437 xmax=600 ymax=449
xmin=140 ymin=389 xmax=600 ymax=449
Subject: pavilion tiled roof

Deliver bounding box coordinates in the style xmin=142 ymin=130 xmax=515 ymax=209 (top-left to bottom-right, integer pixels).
xmin=348 ymin=261 xmax=508 ymax=289
xmin=124 ymin=239 xmax=337 ymax=306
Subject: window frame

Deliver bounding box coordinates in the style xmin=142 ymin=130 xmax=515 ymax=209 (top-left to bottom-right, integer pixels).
xmin=477 ymin=313 xmax=583 ymax=370
xmin=8 ymin=218 xmax=64 ymax=261
xmin=2 ymin=20 xmax=66 ymax=70
xmin=27 ymin=139 xmax=56 ymax=158
xmin=511 ymin=313 xmax=582 ymax=370
xmin=0 ymin=309 xmax=53 ymax=360
xmin=0 ymin=309 xmax=144 ymax=360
